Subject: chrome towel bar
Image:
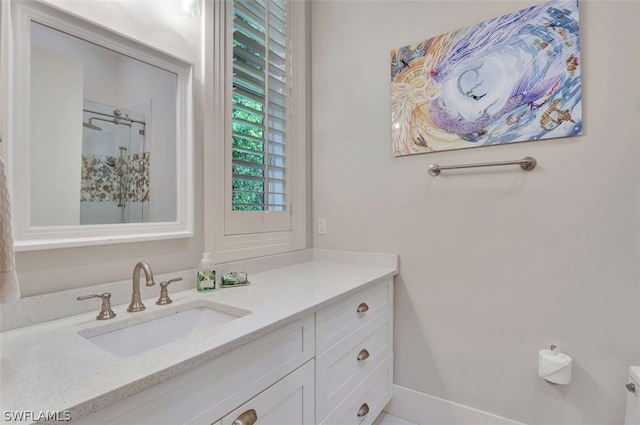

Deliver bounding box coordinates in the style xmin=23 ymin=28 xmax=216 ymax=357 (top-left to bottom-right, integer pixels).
xmin=428 ymin=156 xmax=537 ymax=176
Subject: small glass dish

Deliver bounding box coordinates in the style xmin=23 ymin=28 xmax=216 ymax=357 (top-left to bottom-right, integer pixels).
xmin=221 ymin=271 xmax=249 ymax=287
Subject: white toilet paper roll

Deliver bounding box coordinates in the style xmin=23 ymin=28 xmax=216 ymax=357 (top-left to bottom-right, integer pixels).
xmin=538 ymin=348 xmax=572 ymax=384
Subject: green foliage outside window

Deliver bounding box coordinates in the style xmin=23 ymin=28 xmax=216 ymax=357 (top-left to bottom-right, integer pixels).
xmin=232 ymin=94 xmax=266 ymax=210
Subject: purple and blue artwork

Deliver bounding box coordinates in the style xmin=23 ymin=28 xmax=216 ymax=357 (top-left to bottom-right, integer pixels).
xmin=390 ymin=0 xmax=582 ymax=156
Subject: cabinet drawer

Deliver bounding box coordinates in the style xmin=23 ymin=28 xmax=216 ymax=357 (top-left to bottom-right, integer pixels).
xmin=316 ymin=309 xmax=391 ymax=421
xmin=316 ymin=279 xmax=391 ymax=355
xmin=75 ymin=316 xmax=314 ymax=425
xmin=220 ymin=360 xmax=315 ymax=425
xmin=320 ymin=354 xmax=393 ymax=425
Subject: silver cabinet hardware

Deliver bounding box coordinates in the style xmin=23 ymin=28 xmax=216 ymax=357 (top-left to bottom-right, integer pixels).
xmin=357 ymin=349 xmax=370 ymax=361
xmin=627 ymin=383 xmax=636 ymax=393
xmin=128 ymin=261 xmax=155 ymax=312
xmin=77 ymin=293 xmax=116 ymax=320
xmin=156 ymin=277 xmax=183 ymax=305
xmin=356 ymin=302 xmax=369 ymax=313
xmin=357 ymin=403 xmax=369 ymax=417
xmin=232 ymin=409 xmax=257 ymax=425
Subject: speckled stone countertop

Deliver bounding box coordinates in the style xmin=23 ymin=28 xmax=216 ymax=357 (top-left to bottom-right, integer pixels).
xmin=0 ymin=249 xmax=397 ymax=423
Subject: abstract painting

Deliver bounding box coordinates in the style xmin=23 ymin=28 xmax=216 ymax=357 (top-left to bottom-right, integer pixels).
xmin=390 ymin=0 xmax=581 ymax=156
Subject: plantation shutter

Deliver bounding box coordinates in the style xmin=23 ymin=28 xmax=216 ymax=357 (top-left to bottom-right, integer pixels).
xmin=232 ymin=0 xmax=287 ymax=212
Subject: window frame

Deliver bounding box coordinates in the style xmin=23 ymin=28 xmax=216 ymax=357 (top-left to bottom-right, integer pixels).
xmin=204 ymin=0 xmax=308 ymax=263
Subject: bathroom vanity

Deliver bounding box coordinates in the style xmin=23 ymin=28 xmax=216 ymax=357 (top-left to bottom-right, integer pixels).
xmin=1 ymin=1 xmax=392 ymax=423
xmin=0 ymin=250 xmax=396 ymax=424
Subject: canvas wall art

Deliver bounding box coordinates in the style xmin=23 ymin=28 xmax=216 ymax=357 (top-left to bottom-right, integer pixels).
xmin=390 ymin=0 xmax=582 ymax=156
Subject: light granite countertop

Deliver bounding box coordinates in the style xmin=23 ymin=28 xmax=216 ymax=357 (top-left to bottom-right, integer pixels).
xmin=0 ymin=249 xmax=397 ymax=423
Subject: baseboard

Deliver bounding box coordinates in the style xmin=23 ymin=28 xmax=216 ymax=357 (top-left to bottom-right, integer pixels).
xmin=384 ymin=385 xmax=526 ymax=425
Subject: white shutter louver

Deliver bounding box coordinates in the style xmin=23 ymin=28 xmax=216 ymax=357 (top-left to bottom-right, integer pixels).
xmin=232 ymin=0 xmax=287 ymax=212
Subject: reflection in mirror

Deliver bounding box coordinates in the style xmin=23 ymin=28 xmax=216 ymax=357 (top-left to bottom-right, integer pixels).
xmin=3 ymin=0 xmax=194 ymax=250
xmin=30 ymin=22 xmax=177 ymax=226
xmin=80 ymin=101 xmax=150 ymax=224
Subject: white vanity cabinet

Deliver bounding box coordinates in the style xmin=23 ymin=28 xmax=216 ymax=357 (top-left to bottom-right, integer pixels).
xmin=74 ymin=316 xmax=315 ymax=425
xmin=72 ymin=278 xmax=393 ymax=425
xmin=219 ymin=361 xmax=315 ymax=425
xmin=316 ymin=278 xmax=393 ymax=425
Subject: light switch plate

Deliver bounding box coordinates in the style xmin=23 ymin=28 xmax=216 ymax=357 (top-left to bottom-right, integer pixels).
xmin=318 ymin=218 xmax=327 ymax=235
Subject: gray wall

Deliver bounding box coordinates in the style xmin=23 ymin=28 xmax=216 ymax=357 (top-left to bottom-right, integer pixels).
xmin=311 ymin=1 xmax=640 ymax=424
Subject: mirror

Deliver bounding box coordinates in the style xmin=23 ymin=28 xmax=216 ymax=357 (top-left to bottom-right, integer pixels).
xmin=2 ymin=1 xmax=194 ymax=250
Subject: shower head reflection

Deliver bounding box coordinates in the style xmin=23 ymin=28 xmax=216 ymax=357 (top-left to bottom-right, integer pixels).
xmin=82 ymin=120 xmax=102 ymax=131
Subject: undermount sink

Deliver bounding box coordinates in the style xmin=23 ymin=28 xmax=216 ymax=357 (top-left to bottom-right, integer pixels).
xmin=80 ymin=303 xmax=249 ymax=358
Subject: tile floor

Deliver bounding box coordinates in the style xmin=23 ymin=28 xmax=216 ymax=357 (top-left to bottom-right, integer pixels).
xmin=374 ymin=412 xmax=419 ymax=425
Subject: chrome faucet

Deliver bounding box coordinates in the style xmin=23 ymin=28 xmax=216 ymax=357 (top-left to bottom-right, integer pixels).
xmin=127 ymin=261 xmax=155 ymax=312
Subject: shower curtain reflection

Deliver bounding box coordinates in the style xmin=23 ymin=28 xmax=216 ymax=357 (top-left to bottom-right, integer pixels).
xmin=80 ymin=100 xmax=149 ymax=224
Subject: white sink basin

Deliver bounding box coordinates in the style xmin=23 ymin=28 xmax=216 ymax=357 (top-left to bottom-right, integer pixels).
xmin=80 ymin=303 xmax=249 ymax=358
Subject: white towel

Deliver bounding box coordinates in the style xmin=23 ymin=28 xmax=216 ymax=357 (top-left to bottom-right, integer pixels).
xmin=0 ymin=156 xmax=20 ymax=303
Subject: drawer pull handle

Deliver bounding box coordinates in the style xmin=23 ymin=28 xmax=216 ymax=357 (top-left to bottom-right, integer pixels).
xmin=357 ymin=302 xmax=369 ymax=313
xmin=357 ymin=403 xmax=370 ymax=417
xmin=357 ymin=349 xmax=370 ymax=361
xmin=232 ymin=409 xmax=257 ymax=425
xmin=627 ymin=383 xmax=636 ymax=393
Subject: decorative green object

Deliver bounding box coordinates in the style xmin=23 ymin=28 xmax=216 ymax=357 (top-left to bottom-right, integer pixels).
xmin=221 ymin=272 xmax=249 ymax=287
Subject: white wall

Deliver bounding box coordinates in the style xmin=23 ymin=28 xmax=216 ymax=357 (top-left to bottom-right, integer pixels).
xmin=311 ymin=1 xmax=640 ymax=424
xmin=15 ymin=0 xmax=203 ymax=296
xmin=30 ymin=46 xmax=83 ymax=226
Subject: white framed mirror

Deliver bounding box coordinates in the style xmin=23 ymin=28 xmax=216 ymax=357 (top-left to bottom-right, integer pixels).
xmin=1 ymin=0 xmax=194 ymax=250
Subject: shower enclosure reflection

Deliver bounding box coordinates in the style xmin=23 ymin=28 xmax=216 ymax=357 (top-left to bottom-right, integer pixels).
xmin=81 ymin=101 xmax=149 ymax=224
xmin=28 ymin=20 xmax=178 ymax=228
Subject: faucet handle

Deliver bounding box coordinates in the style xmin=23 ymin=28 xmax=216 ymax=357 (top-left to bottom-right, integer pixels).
xmin=156 ymin=277 xmax=183 ymax=305
xmin=77 ymin=292 xmax=117 ymax=320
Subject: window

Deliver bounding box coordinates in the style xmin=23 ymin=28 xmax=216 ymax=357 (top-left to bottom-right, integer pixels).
xmin=232 ymin=0 xmax=287 ymax=213
xmin=205 ymin=0 xmax=308 ymax=262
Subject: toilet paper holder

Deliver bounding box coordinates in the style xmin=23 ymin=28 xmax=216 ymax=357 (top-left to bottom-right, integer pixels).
xmin=538 ymin=344 xmax=572 ymax=385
